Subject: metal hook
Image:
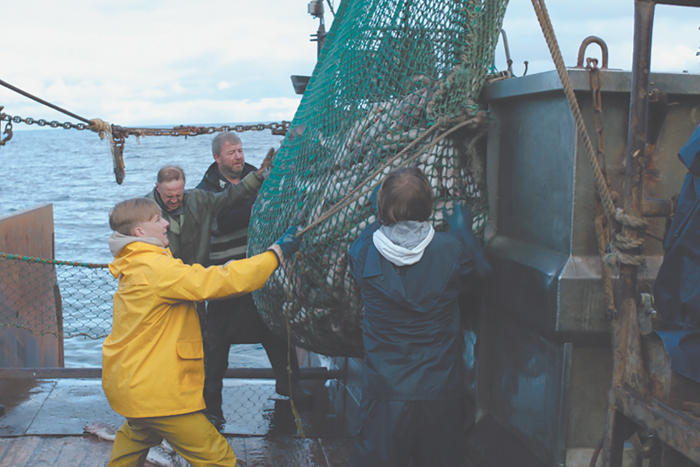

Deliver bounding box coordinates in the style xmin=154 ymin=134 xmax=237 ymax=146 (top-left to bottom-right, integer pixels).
xmin=0 ymin=107 xmax=13 ymax=146
xmin=576 ymin=36 xmax=609 ymax=69
xmin=497 ymin=30 xmax=529 ymax=77
xmin=500 ymin=29 xmax=514 ymax=76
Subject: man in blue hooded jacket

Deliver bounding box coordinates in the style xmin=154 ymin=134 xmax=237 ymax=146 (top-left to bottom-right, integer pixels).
xmin=348 ymin=167 xmax=490 ymax=467
xmin=653 ymin=124 xmax=700 ymax=383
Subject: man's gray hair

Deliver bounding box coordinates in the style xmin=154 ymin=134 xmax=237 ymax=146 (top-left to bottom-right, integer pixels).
xmin=156 ymin=165 xmax=185 ymax=184
xmin=212 ymin=132 xmax=242 ymax=157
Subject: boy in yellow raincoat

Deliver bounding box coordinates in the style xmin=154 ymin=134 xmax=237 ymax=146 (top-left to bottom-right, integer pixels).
xmin=103 ymin=197 xmax=300 ymax=466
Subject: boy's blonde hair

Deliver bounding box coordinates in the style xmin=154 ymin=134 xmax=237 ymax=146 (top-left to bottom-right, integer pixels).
xmin=109 ymin=198 xmax=161 ymax=236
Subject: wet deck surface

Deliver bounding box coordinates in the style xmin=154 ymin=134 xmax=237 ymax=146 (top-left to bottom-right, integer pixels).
xmin=0 ymin=378 xmax=352 ymax=466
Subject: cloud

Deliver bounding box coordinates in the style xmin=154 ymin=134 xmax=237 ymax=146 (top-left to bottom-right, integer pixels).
xmin=498 ymin=1 xmax=700 ymax=75
xmin=0 ymin=0 xmax=322 ymax=126
xmin=171 ymin=82 xmax=186 ymax=94
xmin=1 ymin=1 xmax=699 ymax=127
xmin=100 ymin=97 xmax=302 ymax=127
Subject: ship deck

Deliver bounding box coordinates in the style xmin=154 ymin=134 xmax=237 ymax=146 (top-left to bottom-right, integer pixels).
xmin=0 ymin=377 xmax=353 ymax=467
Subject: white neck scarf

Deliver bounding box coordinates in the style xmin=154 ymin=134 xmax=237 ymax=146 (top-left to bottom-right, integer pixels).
xmin=372 ymin=221 xmax=435 ymax=266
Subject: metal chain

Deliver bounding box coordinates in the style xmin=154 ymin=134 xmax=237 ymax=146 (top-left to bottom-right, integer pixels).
xmin=0 ymin=77 xmax=291 ymax=184
xmin=1 ymin=111 xmax=290 ymax=138
xmin=113 ymin=121 xmax=291 ymax=139
xmin=1 ymin=109 xmax=291 ymax=184
xmin=0 ymin=77 xmax=289 ymax=145
xmin=1 ymin=112 xmax=90 ymax=131
xmin=0 ymin=107 xmax=12 ymax=146
xmin=588 ymin=58 xmax=607 ymax=174
xmin=586 ymin=59 xmax=618 ymax=320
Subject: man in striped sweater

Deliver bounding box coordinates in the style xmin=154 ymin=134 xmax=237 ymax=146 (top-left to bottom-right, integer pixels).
xmin=197 ymin=132 xmax=312 ymax=430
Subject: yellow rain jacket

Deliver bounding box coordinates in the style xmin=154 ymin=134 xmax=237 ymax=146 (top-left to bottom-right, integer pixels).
xmin=103 ymin=240 xmax=278 ymax=418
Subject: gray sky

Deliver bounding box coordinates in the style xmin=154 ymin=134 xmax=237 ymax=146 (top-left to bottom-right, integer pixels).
xmin=1 ymin=1 xmax=699 ymax=128
xmin=501 ymin=1 xmax=700 ymax=77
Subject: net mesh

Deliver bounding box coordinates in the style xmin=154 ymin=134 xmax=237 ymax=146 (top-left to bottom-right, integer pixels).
xmin=0 ymin=254 xmax=113 ymax=339
xmin=249 ymin=0 xmax=508 ymax=357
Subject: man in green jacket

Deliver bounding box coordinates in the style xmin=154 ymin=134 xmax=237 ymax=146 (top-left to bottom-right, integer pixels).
xmin=146 ymin=155 xmax=271 ymax=266
xmin=145 ymin=157 xmax=273 ymax=429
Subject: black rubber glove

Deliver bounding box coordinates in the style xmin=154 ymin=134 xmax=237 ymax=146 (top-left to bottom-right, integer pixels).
xmin=444 ymin=204 xmax=474 ymax=237
xmin=274 ymin=226 xmax=302 ymax=259
xmin=444 ymin=203 xmax=490 ymax=278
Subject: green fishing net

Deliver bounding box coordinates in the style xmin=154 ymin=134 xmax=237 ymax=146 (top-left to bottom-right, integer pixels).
xmin=249 ymin=0 xmax=509 ymax=357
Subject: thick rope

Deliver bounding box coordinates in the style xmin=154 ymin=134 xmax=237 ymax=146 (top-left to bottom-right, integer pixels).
xmin=614 ymin=207 xmax=649 ymax=230
xmin=605 ymin=234 xmax=647 ymax=267
xmin=0 ymin=252 xmax=108 ymax=269
xmin=88 ymin=118 xmax=112 ymax=140
xmin=607 ymin=209 xmax=649 ymax=265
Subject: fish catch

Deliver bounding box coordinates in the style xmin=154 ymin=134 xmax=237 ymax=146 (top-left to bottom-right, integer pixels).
xmin=248 ymin=0 xmax=503 ymax=358
xmin=251 ymin=83 xmax=489 ymax=358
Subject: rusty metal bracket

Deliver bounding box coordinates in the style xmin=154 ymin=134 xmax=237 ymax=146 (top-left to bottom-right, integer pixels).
xmin=500 ymin=29 xmax=514 ymax=76
xmin=610 ymin=385 xmax=700 ymax=463
xmin=576 ymin=35 xmax=609 ymax=69
xmin=111 ymin=129 xmax=126 ymax=185
xmin=638 ymin=293 xmax=656 ymax=335
xmin=601 ymin=1 xmax=700 ymax=465
xmin=0 ymin=107 xmax=13 ymax=147
xmin=642 ymin=197 xmax=673 ymax=218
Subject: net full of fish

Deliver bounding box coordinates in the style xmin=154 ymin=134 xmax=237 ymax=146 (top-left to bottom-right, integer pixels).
xmin=248 ymin=0 xmax=508 ymax=357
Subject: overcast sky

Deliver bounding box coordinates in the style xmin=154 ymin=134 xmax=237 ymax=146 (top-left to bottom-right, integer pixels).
xmin=1 ymin=1 xmax=699 ymax=129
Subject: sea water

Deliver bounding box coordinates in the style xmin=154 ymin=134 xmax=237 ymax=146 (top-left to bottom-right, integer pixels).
xmin=0 ymin=126 xmax=284 ymax=367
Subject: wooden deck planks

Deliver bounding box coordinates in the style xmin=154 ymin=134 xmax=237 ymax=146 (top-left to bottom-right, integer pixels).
xmin=0 ymin=435 xmax=353 ymax=466
xmin=0 ymin=436 xmax=42 ymax=466
xmin=22 ymin=437 xmax=63 ymax=465
xmin=52 ymin=438 xmax=91 ymax=466
xmin=0 ymin=438 xmax=14 ymax=463
xmin=78 ymin=437 xmax=114 ymax=467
